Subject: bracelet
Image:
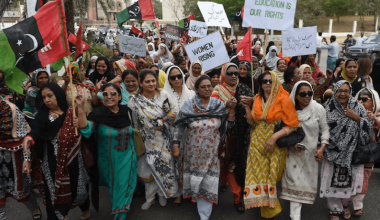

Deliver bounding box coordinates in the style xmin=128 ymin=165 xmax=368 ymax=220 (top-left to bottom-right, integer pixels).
xmin=173 ymin=140 xmax=180 ymax=145
xmin=23 ymin=152 xmax=32 ymax=161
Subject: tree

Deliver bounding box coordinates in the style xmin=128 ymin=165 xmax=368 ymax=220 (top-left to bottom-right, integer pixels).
xmin=182 ymin=0 xmax=202 ymax=21
xmin=351 ymin=0 xmax=374 ymax=30
xmin=163 ymin=0 xmax=184 ymax=23
xmin=295 ymin=0 xmax=325 ymax=26
xmin=152 ymin=0 xmax=162 ymax=19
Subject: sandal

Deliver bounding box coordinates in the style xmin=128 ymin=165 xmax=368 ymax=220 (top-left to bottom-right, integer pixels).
xmin=32 ymin=207 xmax=42 ymax=220
xmin=80 ymin=210 xmax=91 ymax=219
xmin=234 ymin=202 xmax=245 ymax=213
xmin=343 ymin=205 xmax=351 ymax=219
xmin=354 ymin=209 xmax=363 ymax=216
xmin=330 ymin=215 xmax=340 ymax=220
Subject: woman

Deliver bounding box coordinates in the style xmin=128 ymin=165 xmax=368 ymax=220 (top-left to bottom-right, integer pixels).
xmin=207 ymin=68 xmax=221 ymax=88
xmin=304 ymin=54 xmax=324 ymax=80
xmin=175 ymin=56 xmax=188 ymax=77
xmin=272 ymin=59 xmax=287 ymax=84
xmin=109 ymin=48 xmax=122 ymax=67
xmin=370 ymin=58 xmax=380 ymax=94
xmin=238 ymin=61 xmax=259 ymax=94
xmin=0 ymin=98 xmax=41 ymax=219
xmin=332 ymin=58 xmax=345 ymax=79
xmin=299 ymin=64 xmax=316 ymax=88
xmin=280 ymin=81 xmax=330 ymax=220
xmin=264 ymin=46 xmax=280 ymax=71
xmin=122 ymin=69 xmax=139 ymax=96
xmin=321 ymin=80 xmax=372 ymax=220
xmin=23 ymin=83 xmax=89 ymax=220
xmin=173 ymin=75 xmax=233 ymax=220
xmin=89 ymin=57 xmax=115 ymax=85
xmin=282 ymin=66 xmax=301 ymax=93
xmin=252 ymin=56 xmax=262 ymax=80
xmin=153 ymin=43 xmax=174 ymax=69
xmin=85 ymin=56 xmax=98 ymax=77
xmin=243 ymin=71 xmax=299 ymax=219
xmin=148 ymin=42 xmax=156 ymax=57
xmin=128 ymin=70 xmax=178 ymax=210
xmin=186 ymin=60 xmax=204 ymax=90
xmin=212 ymin=63 xmax=254 ymax=212
xmin=357 ymin=57 xmax=373 ymax=90
xmin=266 ymin=41 xmax=275 ymax=55
xmin=149 ymin=64 xmax=167 ymax=89
xmin=23 ymin=69 xmax=50 ymax=122
xmin=76 ymin=83 xmax=137 ymax=220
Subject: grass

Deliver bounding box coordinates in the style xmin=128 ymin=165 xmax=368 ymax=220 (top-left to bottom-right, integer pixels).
xmin=309 ymin=15 xmax=378 ymax=33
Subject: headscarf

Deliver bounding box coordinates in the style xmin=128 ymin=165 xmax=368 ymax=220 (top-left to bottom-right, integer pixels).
xmin=341 ymin=60 xmax=358 ymax=83
xmin=87 ymin=104 xmax=132 ymax=128
xmin=266 ymin=41 xmax=275 ymax=55
xmin=272 ymin=59 xmax=286 ymax=83
xmin=299 ymin=64 xmax=311 ymax=77
xmin=265 ymin=45 xmax=280 ymax=71
xmin=109 ymin=48 xmax=122 ymax=65
xmin=238 ymin=61 xmax=254 ymax=90
xmin=355 ymin=88 xmax=380 ymax=116
xmin=255 ymin=41 xmax=261 ymax=46
xmin=148 ymin=42 xmax=156 ymax=57
xmin=89 ymin=57 xmax=115 ymax=84
xmin=163 ymin=66 xmax=195 ymax=113
xmin=67 ymin=62 xmax=96 ymax=92
xmin=325 ymin=80 xmax=372 ymax=173
xmin=186 ymin=60 xmax=204 ymax=90
xmin=85 ymin=56 xmax=98 ymax=77
xmin=251 ymin=71 xmax=299 ymax=127
xmin=113 ymin=58 xmax=138 ymax=73
xmin=252 ymin=56 xmax=262 ymax=80
xmin=211 ymin=63 xmax=239 ymax=105
xmin=24 ymin=68 xmax=50 ymax=119
xmin=289 ymin=81 xmax=317 ymax=122
xmin=153 ymin=43 xmax=173 ymax=69
xmin=333 ymin=58 xmax=345 ymax=77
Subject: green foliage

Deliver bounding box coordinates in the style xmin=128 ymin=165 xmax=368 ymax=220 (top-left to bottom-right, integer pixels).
xmin=152 ymin=0 xmax=162 ymax=19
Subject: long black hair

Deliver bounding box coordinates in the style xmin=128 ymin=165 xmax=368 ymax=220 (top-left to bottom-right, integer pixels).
xmin=89 ymin=57 xmax=115 ymax=84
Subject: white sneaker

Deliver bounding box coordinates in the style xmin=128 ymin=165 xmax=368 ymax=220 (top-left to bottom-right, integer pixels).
xmin=158 ymin=196 xmax=167 ymax=207
xmin=141 ymin=201 xmax=155 ymax=210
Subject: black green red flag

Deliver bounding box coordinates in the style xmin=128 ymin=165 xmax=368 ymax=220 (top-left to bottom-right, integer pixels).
xmin=178 ymin=14 xmax=195 ymax=29
xmin=74 ymin=22 xmax=84 ymax=62
xmin=129 ymin=25 xmax=145 ymax=38
xmin=0 ymin=0 xmax=70 ymax=94
xmin=116 ymin=0 xmax=155 ymax=29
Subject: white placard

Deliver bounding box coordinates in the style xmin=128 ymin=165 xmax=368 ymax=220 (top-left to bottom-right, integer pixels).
xmin=188 ymin=20 xmax=208 ymax=38
xmin=26 ymin=0 xmax=37 ymax=18
xmin=282 ymin=26 xmax=317 ymax=57
xmin=243 ymin=0 xmax=297 ymax=31
xmin=197 ymin=2 xmax=231 ymax=28
xmin=118 ymin=35 xmax=146 ymax=57
xmin=185 ymin=32 xmax=229 ymax=72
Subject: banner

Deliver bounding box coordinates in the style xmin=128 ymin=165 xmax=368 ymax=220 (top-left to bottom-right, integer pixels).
xmin=198 ymin=2 xmax=231 ymax=28
xmin=243 ymin=0 xmax=297 ymax=31
xmin=118 ymin=35 xmax=146 ymax=57
xmin=164 ymin=24 xmax=189 ymax=43
xmin=188 ymin=20 xmax=208 ymax=38
xmin=185 ymin=32 xmax=229 ymax=72
xmin=282 ymin=26 xmax=317 ymax=57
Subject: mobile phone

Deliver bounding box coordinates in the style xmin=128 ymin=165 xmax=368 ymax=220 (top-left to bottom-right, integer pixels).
xmin=296 ymin=143 xmax=306 ymax=150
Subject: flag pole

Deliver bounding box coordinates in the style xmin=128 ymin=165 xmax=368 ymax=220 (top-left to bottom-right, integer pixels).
xmin=262 ymin=29 xmax=269 ymax=73
xmin=65 ymin=57 xmax=78 ymax=136
xmin=250 ymin=27 xmax=254 ymax=91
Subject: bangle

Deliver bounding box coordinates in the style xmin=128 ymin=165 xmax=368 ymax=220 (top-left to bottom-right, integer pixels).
xmin=173 ymin=140 xmax=180 ymax=145
xmin=23 ymin=152 xmax=32 ymax=161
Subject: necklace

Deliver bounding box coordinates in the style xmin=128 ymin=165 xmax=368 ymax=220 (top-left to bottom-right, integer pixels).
xmin=49 ymin=110 xmax=62 ymax=119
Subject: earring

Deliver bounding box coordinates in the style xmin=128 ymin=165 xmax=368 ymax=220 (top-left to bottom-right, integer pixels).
xmin=291 ymin=79 xmax=293 ymax=82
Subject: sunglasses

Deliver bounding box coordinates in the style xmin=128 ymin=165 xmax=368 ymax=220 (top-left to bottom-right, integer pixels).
xmin=226 ymin=71 xmax=239 ymax=77
xmin=103 ymin=91 xmax=118 ymax=96
xmin=298 ymin=91 xmax=313 ymax=97
xmin=261 ymin=79 xmax=272 ymax=84
xmin=169 ymin=74 xmax=183 ymax=81
xmin=358 ymin=97 xmax=372 ymax=103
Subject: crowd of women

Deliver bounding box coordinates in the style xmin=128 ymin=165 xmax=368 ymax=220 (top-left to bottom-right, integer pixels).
xmin=0 ymin=35 xmax=380 ymax=220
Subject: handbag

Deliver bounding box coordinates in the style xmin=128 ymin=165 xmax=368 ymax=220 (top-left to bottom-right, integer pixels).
xmin=218 ymin=128 xmax=237 ymax=160
xmin=128 ymin=111 xmax=145 ymax=157
xmin=274 ymin=120 xmax=305 ymax=148
xmin=352 ymin=142 xmax=380 ymax=164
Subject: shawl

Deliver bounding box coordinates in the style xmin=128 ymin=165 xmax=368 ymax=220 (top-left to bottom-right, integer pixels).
xmin=304 ymin=56 xmax=323 ymax=79
xmin=153 ymin=43 xmax=173 ymax=69
xmin=186 ymin=60 xmax=204 ymax=90
xmin=163 ymin=66 xmax=195 ymax=113
xmin=289 ymin=81 xmax=317 ymax=122
xmin=211 ymin=63 xmax=239 ymax=104
xmin=113 ymin=58 xmax=138 ymax=73
xmin=251 ymin=71 xmax=299 ymax=128
xmin=68 ymin=62 xmax=95 ymax=92
xmin=325 ymin=80 xmax=372 ymax=173
xmin=355 ymin=88 xmax=380 ymax=117
xmin=341 ymin=60 xmax=358 ymax=83
xmin=148 ymin=42 xmax=156 ymax=57
xmin=85 ymin=56 xmax=98 ymax=77
xmin=24 ymin=68 xmax=50 ymax=119
xmin=272 ymin=68 xmax=285 ymax=84
xmin=265 ymin=46 xmax=280 ymax=70
xmin=238 ymin=61 xmax=256 ymax=91
xmin=252 ymin=56 xmax=262 ymax=80
xmin=87 ymin=105 xmax=132 ymax=128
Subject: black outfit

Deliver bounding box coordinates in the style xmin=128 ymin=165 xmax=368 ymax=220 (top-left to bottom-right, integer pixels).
xmin=330 ymin=75 xmax=366 ymax=97
xmin=88 ymin=57 xmax=115 ymax=85
xmin=370 ymin=58 xmax=380 ymax=94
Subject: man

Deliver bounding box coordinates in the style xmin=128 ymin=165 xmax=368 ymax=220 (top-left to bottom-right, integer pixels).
xmin=316 ymin=32 xmax=323 ymax=65
xmin=253 ymin=34 xmax=262 ymax=45
xmin=356 ymin=32 xmax=367 ymax=46
xmin=321 ymin=35 xmax=339 ymax=71
xmin=349 ymin=34 xmax=357 ymax=45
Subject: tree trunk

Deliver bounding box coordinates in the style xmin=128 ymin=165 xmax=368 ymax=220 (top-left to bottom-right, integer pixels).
xmin=337 ymin=15 xmax=340 ymax=23
xmin=65 ymin=0 xmax=75 ymax=34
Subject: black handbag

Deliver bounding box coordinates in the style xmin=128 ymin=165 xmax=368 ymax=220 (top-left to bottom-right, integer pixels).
xmin=274 ymin=120 xmax=305 ymax=148
xmin=352 ymin=142 xmax=380 ymax=164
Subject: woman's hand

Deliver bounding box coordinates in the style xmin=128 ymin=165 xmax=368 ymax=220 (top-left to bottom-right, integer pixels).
xmin=345 ymin=108 xmax=360 ymax=123
xmin=294 ymin=145 xmax=302 ymax=156
xmin=95 ymin=77 xmax=107 ymax=91
xmin=264 ymin=136 xmax=276 ymax=153
xmin=75 ymin=86 xmax=86 ymax=108
xmin=326 ymin=69 xmax=333 ymax=80
xmin=156 ymin=119 xmax=163 ymax=132
xmin=314 ymin=147 xmax=324 ymax=162
xmin=241 ymin=96 xmax=254 ymax=107
xmin=73 ymin=116 xmax=79 ymax=128
xmin=173 ymin=144 xmax=180 ymax=158
xmin=226 ymin=97 xmax=237 ymax=109
xmin=23 ymin=161 xmax=32 ymax=175
xmin=62 ymin=75 xmax=70 ymax=84
xmin=23 ymin=136 xmax=34 ymax=155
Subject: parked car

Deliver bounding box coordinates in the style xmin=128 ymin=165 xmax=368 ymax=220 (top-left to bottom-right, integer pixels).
xmin=345 ymin=34 xmax=380 ymax=62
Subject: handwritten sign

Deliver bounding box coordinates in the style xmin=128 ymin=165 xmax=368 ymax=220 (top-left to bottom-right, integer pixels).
xmin=188 ymin=20 xmax=208 ymax=38
xmin=243 ymin=0 xmax=296 ymax=31
xmin=164 ymin=24 xmax=189 ymax=43
xmin=282 ymin=26 xmax=317 ymax=57
xmin=118 ymin=35 xmax=146 ymax=57
xmin=198 ymin=2 xmax=231 ymax=28
xmin=185 ymin=32 xmax=229 ymax=72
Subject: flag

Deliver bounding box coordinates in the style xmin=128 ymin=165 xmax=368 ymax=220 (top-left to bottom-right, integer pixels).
xmin=116 ymin=0 xmax=155 ymax=29
xmin=74 ymin=22 xmax=84 ymax=62
xmin=35 ymin=0 xmax=48 ymax=11
xmin=129 ymin=25 xmax=145 ymax=38
xmin=236 ymin=27 xmax=252 ymax=62
xmin=68 ymin=34 xmax=90 ymax=54
xmin=235 ymin=8 xmax=243 ymax=22
xmin=0 ymin=0 xmax=70 ymax=94
xmin=178 ymin=14 xmax=195 ymax=29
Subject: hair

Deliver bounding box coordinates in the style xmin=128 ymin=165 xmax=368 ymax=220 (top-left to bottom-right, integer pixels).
xmin=318 ymin=32 xmax=322 ymax=36
xmin=294 ymin=82 xmax=312 ymax=108
xmin=37 ymin=82 xmax=68 ymax=113
xmin=94 ymin=57 xmax=110 ymax=75
xmin=175 ymin=56 xmax=186 ymax=66
xmin=284 ymin=66 xmax=298 ymax=84
xmin=138 ymin=69 xmax=159 ymax=94
xmin=357 ymin=57 xmax=372 ymax=76
xmin=257 ymin=71 xmax=272 ymax=102
xmin=345 ymin=58 xmax=357 ymax=69
xmin=122 ymin=69 xmax=139 ymax=81
xmin=331 ymin=35 xmax=336 ymax=42
xmin=148 ymin=64 xmax=159 ymax=70
xmin=276 ymin=59 xmax=286 ymax=68
xmin=102 ymin=83 xmax=122 ymax=104
xmin=194 ymin=75 xmax=212 ymax=90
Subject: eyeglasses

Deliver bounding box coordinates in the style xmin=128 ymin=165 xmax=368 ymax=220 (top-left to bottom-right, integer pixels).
xmin=336 ymin=89 xmax=350 ymax=94
xmin=103 ymin=91 xmax=118 ymax=96
xmin=169 ymin=74 xmax=183 ymax=81
xmin=261 ymin=79 xmax=272 ymax=84
xmin=226 ymin=71 xmax=239 ymax=77
xmin=298 ymin=91 xmax=313 ymax=97
xmin=358 ymin=97 xmax=372 ymax=103
xmin=199 ymin=85 xmax=213 ymax=90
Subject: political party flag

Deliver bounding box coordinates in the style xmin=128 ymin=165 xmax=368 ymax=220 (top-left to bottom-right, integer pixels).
xmin=0 ymin=0 xmax=70 ymax=94
xmin=74 ymin=22 xmax=84 ymax=62
xmin=35 ymin=0 xmax=48 ymax=11
xmin=116 ymin=0 xmax=155 ymax=29
xmin=68 ymin=34 xmax=90 ymax=54
xmin=129 ymin=25 xmax=145 ymax=38
xmin=178 ymin=14 xmax=195 ymax=29
xmin=236 ymin=27 xmax=252 ymax=62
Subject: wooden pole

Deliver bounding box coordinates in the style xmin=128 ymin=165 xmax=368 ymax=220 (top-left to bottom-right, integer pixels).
xmin=262 ymin=30 xmax=269 ymax=73
xmin=251 ymin=27 xmax=255 ymax=91
xmin=65 ymin=58 xmax=78 ymax=136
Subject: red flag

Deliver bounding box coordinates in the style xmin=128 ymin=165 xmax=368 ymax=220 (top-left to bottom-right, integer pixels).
xmin=68 ymin=34 xmax=90 ymax=53
xmin=236 ymin=27 xmax=252 ymax=62
xmin=74 ymin=22 xmax=83 ymax=61
xmin=129 ymin=25 xmax=145 ymax=38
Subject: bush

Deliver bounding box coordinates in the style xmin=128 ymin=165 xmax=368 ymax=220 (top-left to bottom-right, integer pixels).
xmin=83 ymin=45 xmax=113 ymax=69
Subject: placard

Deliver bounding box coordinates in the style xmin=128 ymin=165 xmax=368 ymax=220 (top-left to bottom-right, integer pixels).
xmin=164 ymin=24 xmax=189 ymax=42
xmin=185 ymin=32 xmax=229 ymax=72
xmin=243 ymin=0 xmax=297 ymax=31
xmin=198 ymin=2 xmax=231 ymax=28
xmin=118 ymin=35 xmax=146 ymax=57
xmin=282 ymin=26 xmax=317 ymax=57
xmin=188 ymin=20 xmax=208 ymax=38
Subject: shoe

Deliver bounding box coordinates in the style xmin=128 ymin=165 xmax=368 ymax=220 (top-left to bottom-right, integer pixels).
xmin=220 ymin=185 xmax=228 ymax=192
xmin=32 ymin=207 xmax=42 ymax=220
xmin=141 ymin=200 xmax=155 ymax=210
xmin=159 ymin=196 xmax=167 ymax=207
xmin=173 ymin=197 xmax=182 ymax=207
xmin=80 ymin=210 xmax=91 ymax=219
xmin=234 ymin=202 xmax=245 ymax=212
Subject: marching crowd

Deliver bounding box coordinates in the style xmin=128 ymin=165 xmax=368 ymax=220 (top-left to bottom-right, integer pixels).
xmin=1 ymin=32 xmax=380 ymax=220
